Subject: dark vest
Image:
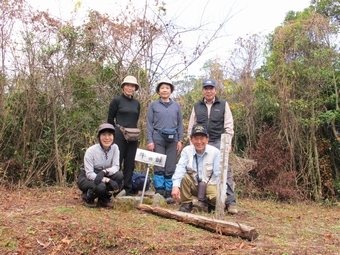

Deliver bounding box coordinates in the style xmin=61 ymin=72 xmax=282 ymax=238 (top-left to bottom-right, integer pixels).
xmin=194 ymin=97 xmax=226 ymax=142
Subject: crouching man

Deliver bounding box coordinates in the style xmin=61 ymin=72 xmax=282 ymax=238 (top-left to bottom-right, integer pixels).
xmin=171 ymin=124 xmax=220 ymax=213
xmin=77 ymin=123 xmax=124 ymax=208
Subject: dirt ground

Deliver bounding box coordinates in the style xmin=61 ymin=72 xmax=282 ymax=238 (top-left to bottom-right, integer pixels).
xmin=0 ymin=186 xmax=339 ymax=255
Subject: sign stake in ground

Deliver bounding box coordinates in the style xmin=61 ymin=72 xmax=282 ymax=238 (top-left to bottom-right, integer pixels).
xmin=134 ymin=148 xmax=167 ymax=204
xmin=216 ymin=134 xmax=231 ymax=219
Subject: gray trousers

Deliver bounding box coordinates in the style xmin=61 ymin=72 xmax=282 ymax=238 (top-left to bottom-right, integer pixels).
xmin=153 ymin=139 xmax=178 ymax=178
xmin=208 ymin=140 xmax=236 ymax=206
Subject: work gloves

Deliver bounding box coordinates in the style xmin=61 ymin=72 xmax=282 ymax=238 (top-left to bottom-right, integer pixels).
xmin=94 ymin=170 xmax=105 ymax=185
xmin=109 ymin=180 xmax=119 ymax=191
xmin=94 ymin=171 xmax=118 ymax=191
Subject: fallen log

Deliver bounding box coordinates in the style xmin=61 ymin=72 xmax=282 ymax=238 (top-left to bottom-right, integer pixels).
xmin=137 ymin=204 xmax=259 ymax=241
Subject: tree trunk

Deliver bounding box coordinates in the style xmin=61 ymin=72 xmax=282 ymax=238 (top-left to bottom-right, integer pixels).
xmin=137 ymin=204 xmax=259 ymax=241
xmin=52 ymin=100 xmax=64 ymax=186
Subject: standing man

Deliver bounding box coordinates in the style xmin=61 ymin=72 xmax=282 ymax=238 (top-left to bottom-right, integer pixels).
xmin=187 ymin=78 xmax=238 ymax=214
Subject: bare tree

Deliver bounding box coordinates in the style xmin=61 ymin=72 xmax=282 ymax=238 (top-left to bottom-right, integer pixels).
xmin=0 ymin=0 xmax=238 ymax=186
xmin=226 ymin=34 xmax=264 ymax=151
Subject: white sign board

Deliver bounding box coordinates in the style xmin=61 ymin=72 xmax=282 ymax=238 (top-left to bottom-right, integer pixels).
xmin=135 ymin=148 xmax=167 ymax=167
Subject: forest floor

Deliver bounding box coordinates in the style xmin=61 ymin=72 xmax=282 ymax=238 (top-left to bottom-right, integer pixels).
xmin=0 ymin=186 xmax=339 ymax=255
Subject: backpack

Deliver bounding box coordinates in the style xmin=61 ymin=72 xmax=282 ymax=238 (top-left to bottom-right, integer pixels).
xmin=132 ymin=173 xmax=151 ymax=192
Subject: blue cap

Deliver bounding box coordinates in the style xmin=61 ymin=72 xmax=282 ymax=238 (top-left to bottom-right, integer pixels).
xmin=202 ymin=79 xmax=216 ymax=88
xmin=191 ymin=124 xmax=208 ymax=137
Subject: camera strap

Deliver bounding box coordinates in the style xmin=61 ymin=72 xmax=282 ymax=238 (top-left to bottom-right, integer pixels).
xmin=195 ymin=154 xmax=213 ymax=184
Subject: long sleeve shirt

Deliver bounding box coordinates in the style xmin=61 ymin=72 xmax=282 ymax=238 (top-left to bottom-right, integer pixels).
xmin=172 ymin=144 xmax=220 ymax=187
xmin=187 ymin=97 xmax=234 ymax=141
xmin=108 ymin=93 xmax=140 ymax=141
xmin=84 ymin=143 xmax=120 ymax=182
xmin=146 ymin=98 xmax=184 ymax=143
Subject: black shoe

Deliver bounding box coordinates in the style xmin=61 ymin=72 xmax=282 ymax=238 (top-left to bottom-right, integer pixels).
xmin=82 ymin=191 xmax=96 ymax=208
xmin=166 ymin=197 xmax=176 ymax=204
xmin=164 ymin=190 xmax=176 ymax=204
xmin=179 ymin=202 xmax=193 ymax=213
xmin=87 ymin=189 xmax=97 ymax=201
xmin=155 ymin=189 xmax=165 ymax=196
xmin=208 ymin=204 xmax=216 ymax=213
xmin=83 ymin=200 xmax=97 ymax=208
xmin=192 ymin=199 xmax=208 ymax=212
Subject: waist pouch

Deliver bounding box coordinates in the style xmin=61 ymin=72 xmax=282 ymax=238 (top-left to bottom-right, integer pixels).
xmin=157 ymin=129 xmax=177 ymax=142
xmin=120 ymin=126 xmax=141 ymax=142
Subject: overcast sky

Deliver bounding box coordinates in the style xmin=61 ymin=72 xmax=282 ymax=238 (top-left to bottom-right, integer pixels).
xmin=27 ymin=0 xmax=312 ymax=76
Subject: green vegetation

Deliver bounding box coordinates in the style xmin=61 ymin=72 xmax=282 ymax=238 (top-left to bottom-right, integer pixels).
xmin=0 ymin=0 xmax=339 ymax=204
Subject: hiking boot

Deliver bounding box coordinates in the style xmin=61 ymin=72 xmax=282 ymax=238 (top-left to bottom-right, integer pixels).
xmin=164 ymin=190 xmax=176 ymax=204
xmin=192 ymin=199 xmax=208 ymax=212
xmin=227 ymin=205 xmax=238 ymax=214
xmin=82 ymin=191 xmax=96 ymax=208
xmin=87 ymin=189 xmax=97 ymax=201
xmin=178 ymin=202 xmax=193 ymax=213
xmin=155 ymin=189 xmax=165 ymax=196
xmin=98 ymin=197 xmax=114 ymax=208
xmin=83 ymin=200 xmax=97 ymax=208
xmin=208 ymin=204 xmax=215 ymax=213
xmin=166 ymin=197 xmax=176 ymax=204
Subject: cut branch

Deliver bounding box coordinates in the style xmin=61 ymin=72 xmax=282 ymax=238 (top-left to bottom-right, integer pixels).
xmin=137 ymin=204 xmax=259 ymax=241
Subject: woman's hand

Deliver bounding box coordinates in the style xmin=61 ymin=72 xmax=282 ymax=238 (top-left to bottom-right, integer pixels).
xmin=147 ymin=142 xmax=154 ymax=151
xmin=177 ymin=141 xmax=183 ymax=152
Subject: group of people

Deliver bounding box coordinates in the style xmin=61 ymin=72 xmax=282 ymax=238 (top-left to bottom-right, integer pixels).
xmin=77 ymin=75 xmax=238 ymax=214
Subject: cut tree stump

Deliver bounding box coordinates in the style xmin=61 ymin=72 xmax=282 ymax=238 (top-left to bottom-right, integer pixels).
xmin=137 ymin=204 xmax=259 ymax=241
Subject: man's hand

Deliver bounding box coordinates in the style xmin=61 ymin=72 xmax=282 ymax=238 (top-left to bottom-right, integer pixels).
xmin=171 ymin=186 xmax=180 ymax=200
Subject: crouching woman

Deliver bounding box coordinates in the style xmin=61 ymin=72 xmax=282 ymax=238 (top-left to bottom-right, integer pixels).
xmin=77 ymin=123 xmax=124 ymax=208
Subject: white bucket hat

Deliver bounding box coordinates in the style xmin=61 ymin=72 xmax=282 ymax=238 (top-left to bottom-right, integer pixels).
xmin=121 ymin=75 xmax=139 ymax=91
xmin=156 ymin=77 xmax=174 ymax=93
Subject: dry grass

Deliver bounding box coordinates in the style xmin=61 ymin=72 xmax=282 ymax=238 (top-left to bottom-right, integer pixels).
xmin=0 ymin=186 xmax=339 ymax=254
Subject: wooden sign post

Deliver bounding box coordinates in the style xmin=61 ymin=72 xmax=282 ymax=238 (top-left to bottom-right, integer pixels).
xmin=134 ymin=148 xmax=167 ymax=204
xmin=216 ymin=134 xmax=231 ymax=219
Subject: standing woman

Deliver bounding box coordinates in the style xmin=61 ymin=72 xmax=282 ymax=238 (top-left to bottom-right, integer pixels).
xmin=146 ymin=78 xmax=184 ymax=202
xmin=108 ymin=76 xmax=140 ymax=196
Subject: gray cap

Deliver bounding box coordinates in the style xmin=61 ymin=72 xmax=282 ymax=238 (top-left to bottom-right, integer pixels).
xmin=97 ymin=123 xmax=115 ymax=137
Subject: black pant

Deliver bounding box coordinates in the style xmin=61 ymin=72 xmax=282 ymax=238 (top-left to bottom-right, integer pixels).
xmin=114 ymin=138 xmax=138 ymax=194
xmin=77 ymin=170 xmax=124 ymax=199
